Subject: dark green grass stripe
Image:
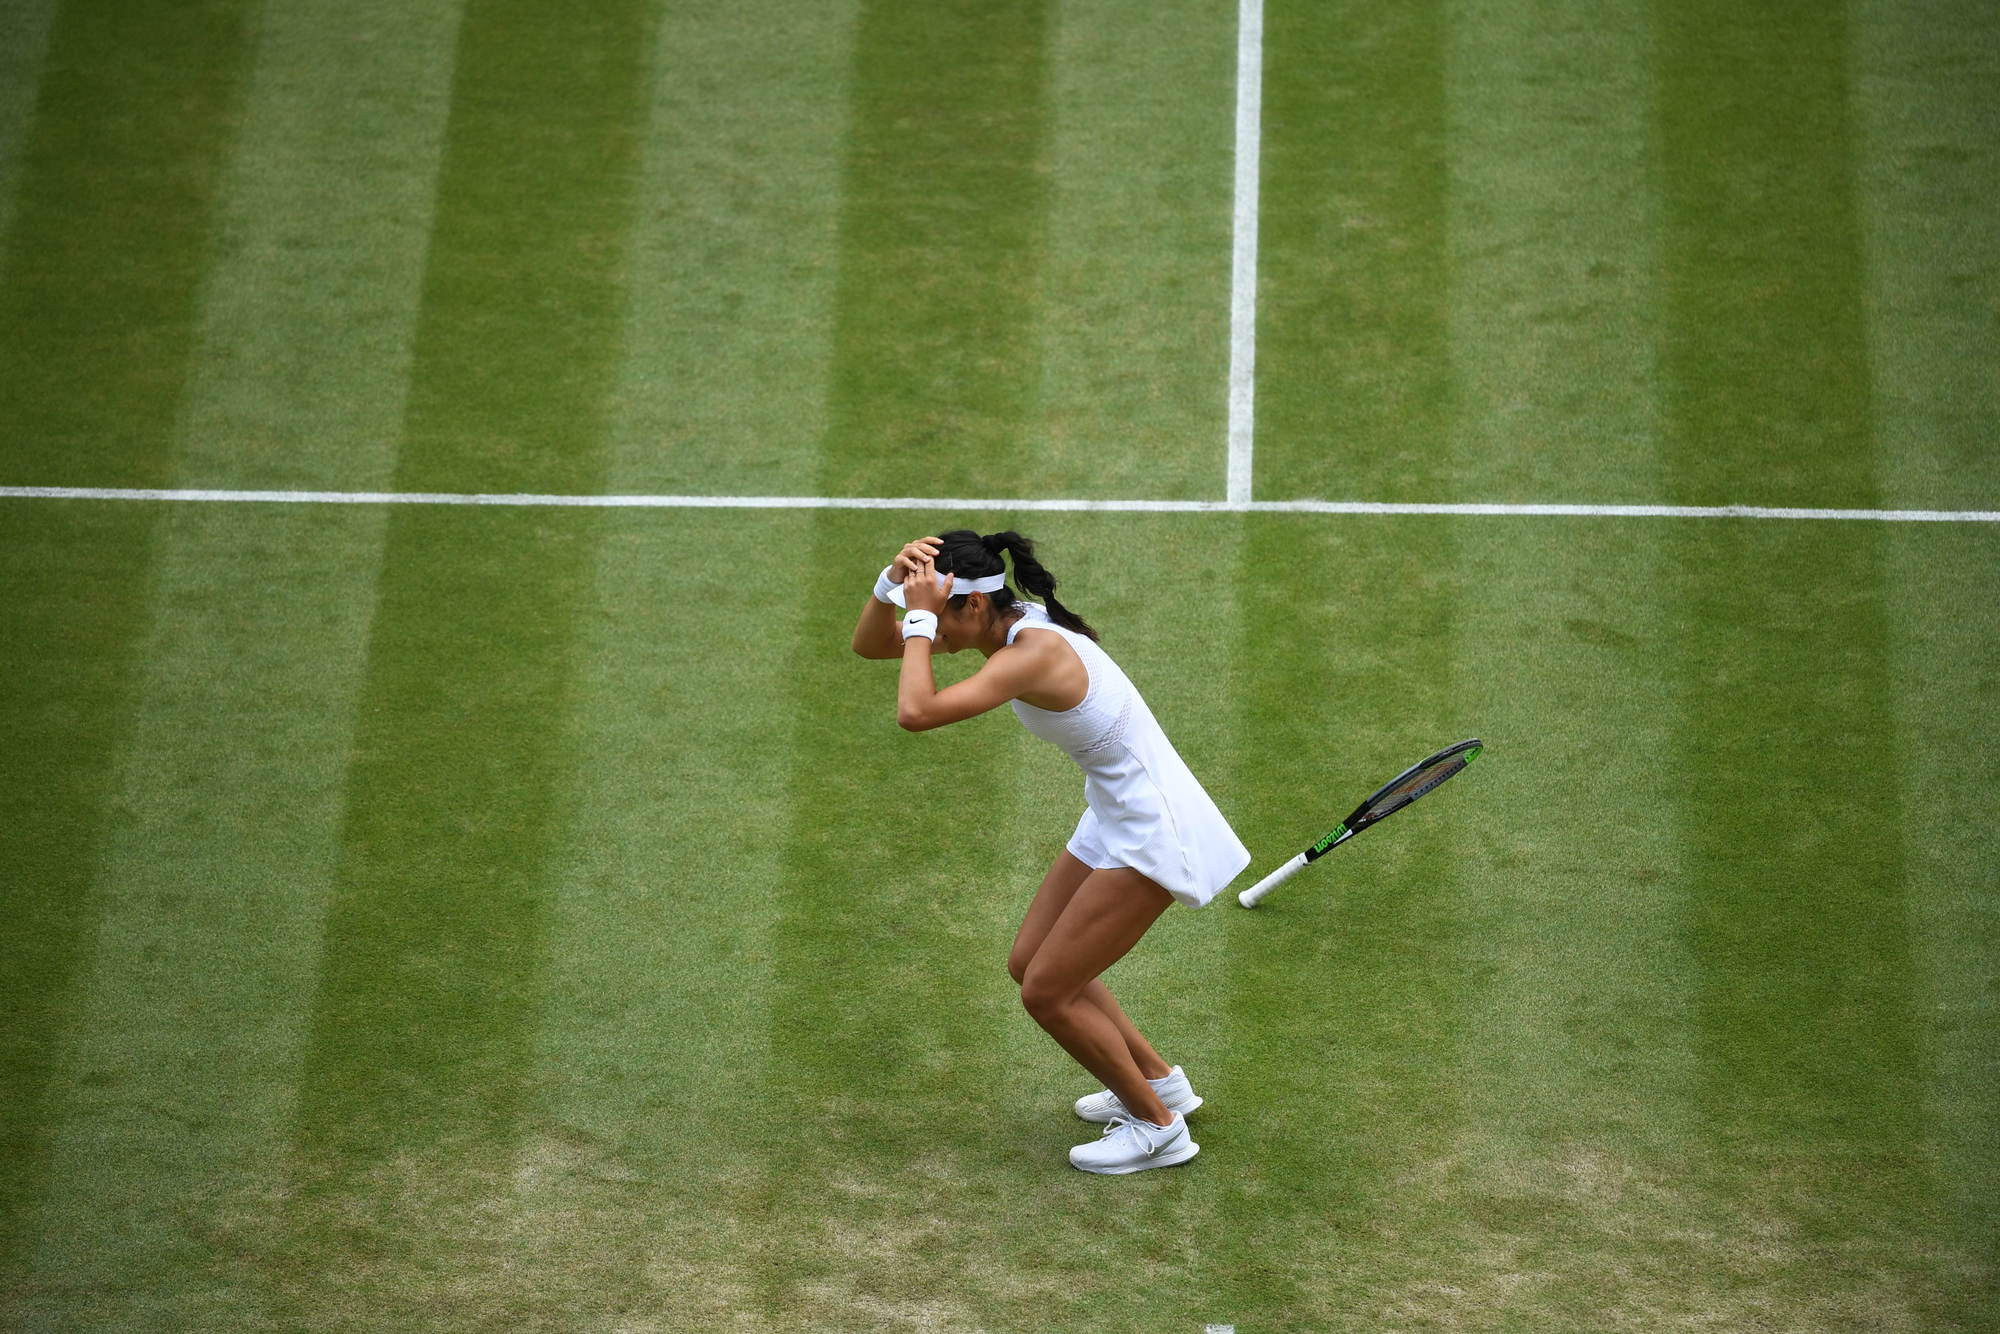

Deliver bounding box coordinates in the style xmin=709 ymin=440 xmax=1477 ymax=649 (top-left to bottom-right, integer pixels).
xmin=0 ymin=0 xmax=253 ymax=487
xmin=818 ymin=0 xmax=1052 ymax=495
xmin=1652 ymin=0 xmax=1876 ymax=506
xmin=1214 ymin=515 xmax=1477 ymax=1326
xmin=0 ymin=0 xmax=58 ymax=242
xmin=1656 ymin=7 xmax=1930 ymax=1299
xmin=288 ymin=0 xmax=655 ymax=1230
xmin=1656 ymin=4 xmax=1916 ymax=1130
xmin=1256 ymin=0 xmax=1451 ymax=503
xmin=389 ymin=0 xmax=659 ymax=496
xmin=0 ymin=509 xmax=172 ymax=1280
xmin=1854 ymin=0 xmax=2000 ymax=510
xmin=0 ymin=0 xmax=257 ymax=1278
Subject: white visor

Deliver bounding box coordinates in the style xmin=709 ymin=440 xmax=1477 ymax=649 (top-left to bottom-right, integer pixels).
xmin=888 ymin=571 xmax=1007 ymax=607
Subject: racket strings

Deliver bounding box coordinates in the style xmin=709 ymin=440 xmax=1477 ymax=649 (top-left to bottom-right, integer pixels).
xmin=1365 ymin=757 xmax=1468 ymax=821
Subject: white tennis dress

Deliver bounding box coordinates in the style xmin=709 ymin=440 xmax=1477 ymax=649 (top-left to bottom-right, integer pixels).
xmin=1006 ymin=604 xmax=1249 ymax=908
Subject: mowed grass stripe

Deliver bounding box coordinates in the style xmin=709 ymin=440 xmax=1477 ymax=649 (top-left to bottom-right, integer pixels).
xmin=607 ymin=0 xmax=857 ymax=495
xmin=1853 ymin=0 xmax=2000 ymax=511
xmin=1439 ymin=5 xmax=1704 ymax=1323
xmin=1220 ymin=10 xmax=1464 ymax=1320
xmin=1444 ymin=525 xmax=1704 ymax=1324
xmin=1256 ymin=0 xmax=1451 ymax=502
xmin=1443 ymin=0 xmax=1662 ymax=504
xmin=1037 ymin=0 xmax=1236 ymax=500
xmin=998 ymin=515 xmax=1241 ymax=1329
xmin=818 ymin=0 xmax=1051 ymax=497
xmin=1209 ymin=517 xmax=1477 ymax=1330
xmin=757 ymin=514 xmax=1246 ymax=1330
xmin=1652 ymin=0 xmax=1875 ymax=507
xmin=20 ymin=512 xmax=408 ymax=1330
xmin=19 ymin=2 xmax=459 ymax=1325
xmin=756 ymin=511 xmax=1031 ymax=1327
xmin=0 ymin=0 xmax=257 ymax=1290
xmin=1885 ymin=530 xmax=2000 ymax=1330
xmin=517 ymin=513 xmax=812 ymax=1325
xmin=1855 ymin=1 xmax=2000 ymax=1316
xmin=175 ymin=0 xmax=463 ymax=491
xmin=1656 ymin=5 xmax=1934 ymax=1320
xmin=285 ymin=3 xmax=656 ymax=1323
xmin=0 ymin=0 xmax=254 ymax=487
xmin=0 ymin=0 xmax=58 ymax=252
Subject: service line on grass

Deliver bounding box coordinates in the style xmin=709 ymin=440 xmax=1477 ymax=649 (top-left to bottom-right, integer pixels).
xmin=4 ymin=486 xmax=1998 ymax=521
xmin=1226 ymin=0 xmax=1263 ymax=506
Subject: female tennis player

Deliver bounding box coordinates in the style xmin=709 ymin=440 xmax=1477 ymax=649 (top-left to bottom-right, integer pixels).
xmin=852 ymin=530 xmax=1249 ymax=1174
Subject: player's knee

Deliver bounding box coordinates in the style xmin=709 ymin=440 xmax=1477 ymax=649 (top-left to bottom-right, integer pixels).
xmin=1017 ymin=969 xmax=1071 ymax=1022
xmin=1007 ymin=946 xmax=1034 ymax=986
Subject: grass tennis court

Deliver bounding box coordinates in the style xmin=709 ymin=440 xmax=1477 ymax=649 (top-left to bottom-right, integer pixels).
xmin=2 ymin=0 xmax=1996 ymax=1329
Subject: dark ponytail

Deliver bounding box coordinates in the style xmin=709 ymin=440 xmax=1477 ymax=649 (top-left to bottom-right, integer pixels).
xmin=932 ymin=528 xmax=1100 ymax=642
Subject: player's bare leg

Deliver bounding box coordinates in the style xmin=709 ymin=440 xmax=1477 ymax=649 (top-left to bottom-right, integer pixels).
xmin=1010 ymin=852 xmax=1173 ymax=1080
xmin=1079 ymin=978 xmax=1170 ymax=1080
xmin=1017 ymin=868 xmax=1176 ymax=1127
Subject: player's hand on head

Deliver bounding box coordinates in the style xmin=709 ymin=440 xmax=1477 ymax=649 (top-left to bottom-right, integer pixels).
xmin=889 ymin=536 xmax=943 ymax=585
xmin=901 ymin=552 xmax=951 ymax=612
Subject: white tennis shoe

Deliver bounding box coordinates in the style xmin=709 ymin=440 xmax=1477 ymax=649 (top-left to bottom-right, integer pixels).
xmin=1073 ymin=1066 xmax=1204 ymax=1123
xmin=1068 ymin=1111 xmax=1199 ymax=1174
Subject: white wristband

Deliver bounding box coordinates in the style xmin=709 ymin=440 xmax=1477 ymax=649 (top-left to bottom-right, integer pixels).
xmin=873 ymin=565 xmax=900 ymax=604
xmin=900 ymin=610 xmax=938 ymax=642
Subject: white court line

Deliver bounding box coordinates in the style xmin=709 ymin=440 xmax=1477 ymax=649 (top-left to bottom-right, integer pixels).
xmin=3 ymin=486 xmax=1997 ymax=521
xmin=1226 ymin=0 xmax=1264 ymax=506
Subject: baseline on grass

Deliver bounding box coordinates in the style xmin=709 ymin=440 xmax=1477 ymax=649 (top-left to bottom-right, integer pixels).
xmin=1237 ymin=739 xmax=1482 ymax=907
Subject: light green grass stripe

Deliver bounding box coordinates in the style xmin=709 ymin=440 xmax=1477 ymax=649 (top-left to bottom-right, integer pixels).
xmin=173 ymin=0 xmax=462 ymax=490
xmin=1439 ymin=4 xmax=1703 ymax=1324
xmin=1444 ymin=0 xmax=1663 ymax=504
xmin=1444 ymin=529 xmax=1704 ymax=1326
xmin=605 ymin=0 xmax=857 ymax=495
xmin=1038 ymin=0 xmax=1236 ymax=499
xmin=15 ymin=4 xmax=460 ymax=1326
xmin=1883 ymin=529 xmax=2000 ymax=1329
xmin=1854 ymin=0 xmax=2000 ymax=1318
xmin=522 ymin=512 xmax=811 ymax=1325
xmin=20 ymin=511 xmax=408 ymax=1332
xmin=0 ymin=0 xmax=57 ymax=257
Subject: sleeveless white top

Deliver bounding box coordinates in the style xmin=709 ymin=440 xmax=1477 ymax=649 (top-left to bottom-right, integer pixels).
xmin=1006 ymin=604 xmax=1250 ymax=907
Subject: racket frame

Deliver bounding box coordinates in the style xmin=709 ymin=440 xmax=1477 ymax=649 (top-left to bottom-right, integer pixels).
xmin=1237 ymin=739 xmax=1481 ymax=907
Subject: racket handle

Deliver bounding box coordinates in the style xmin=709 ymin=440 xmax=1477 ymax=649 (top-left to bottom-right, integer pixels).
xmin=1237 ymin=852 xmax=1309 ymax=908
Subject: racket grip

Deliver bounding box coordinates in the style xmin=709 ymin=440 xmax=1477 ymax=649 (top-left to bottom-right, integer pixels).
xmin=1237 ymin=852 xmax=1309 ymax=908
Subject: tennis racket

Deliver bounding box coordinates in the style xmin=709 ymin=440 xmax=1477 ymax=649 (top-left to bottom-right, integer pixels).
xmin=1237 ymin=739 xmax=1483 ymax=908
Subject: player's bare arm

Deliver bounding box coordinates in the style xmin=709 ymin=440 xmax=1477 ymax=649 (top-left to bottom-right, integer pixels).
xmin=851 ymin=536 xmax=941 ymax=659
xmin=896 ymin=632 xmax=1079 ymax=731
